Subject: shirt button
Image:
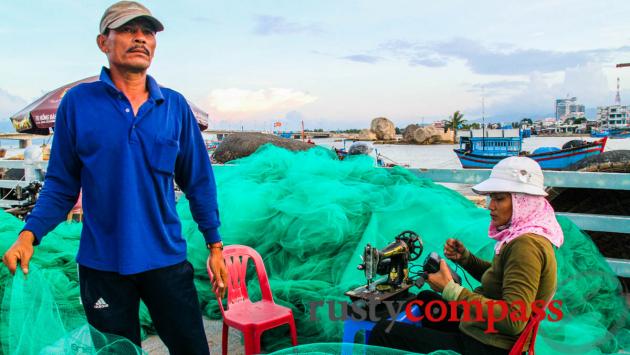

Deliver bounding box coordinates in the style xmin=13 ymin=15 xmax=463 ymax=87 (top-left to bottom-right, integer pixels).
xmin=133 ymin=125 xmax=136 ymax=129
xmin=125 ymin=108 xmax=130 ymax=113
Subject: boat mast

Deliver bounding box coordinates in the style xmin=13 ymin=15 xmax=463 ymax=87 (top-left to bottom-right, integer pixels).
xmin=616 ymin=63 xmax=629 ymax=128
xmin=482 ymin=86 xmax=485 ymax=151
xmin=615 ymin=77 xmax=621 ymax=105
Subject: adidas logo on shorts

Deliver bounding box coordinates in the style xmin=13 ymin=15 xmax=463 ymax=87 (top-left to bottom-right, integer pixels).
xmin=94 ymin=298 xmax=109 ymax=309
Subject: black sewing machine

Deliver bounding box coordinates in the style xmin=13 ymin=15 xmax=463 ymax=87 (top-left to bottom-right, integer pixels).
xmin=345 ymin=231 xmax=423 ymax=303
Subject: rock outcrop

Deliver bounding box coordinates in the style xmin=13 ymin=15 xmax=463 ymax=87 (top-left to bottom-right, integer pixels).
xmin=212 ymin=132 xmax=316 ymax=163
xmin=402 ymin=124 xmax=420 ymax=142
xmin=358 ymin=129 xmax=377 ymax=141
xmin=370 ymin=117 xmax=396 ymax=140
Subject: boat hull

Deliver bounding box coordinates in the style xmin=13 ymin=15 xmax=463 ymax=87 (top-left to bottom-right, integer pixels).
xmin=591 ymin=128 xmax=630 ymax=139
xmin=591 ymin=131 xmax=609 ymax=138
xmin=610 ymin=132 xmax=630 ymax=139
xmin=454 ymin=137 xmax=607 ymax=170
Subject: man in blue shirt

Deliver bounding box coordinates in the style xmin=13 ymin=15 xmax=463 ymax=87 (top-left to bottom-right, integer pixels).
xmin=1 ymin=2 xmax=227 ymax=353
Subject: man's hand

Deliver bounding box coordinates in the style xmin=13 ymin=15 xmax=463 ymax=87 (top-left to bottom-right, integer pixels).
xmin=444 ymin=238 xmax=466 ymax=264
xmin=426 ymin=259 xmax=453 ymax=293
xmin=2 ymin=231 xmax=35 ymax=276
xmin=209 ymin=249 xmax=228 ymax=298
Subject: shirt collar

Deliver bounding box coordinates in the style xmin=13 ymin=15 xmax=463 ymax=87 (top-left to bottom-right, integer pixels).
xmin=99 ymin=67 xmax=165 ymax=104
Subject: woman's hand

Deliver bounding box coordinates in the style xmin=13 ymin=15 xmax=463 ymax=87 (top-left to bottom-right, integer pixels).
xmin=444 ymin=238 xmax=466 ymax=263
xmin=426 ymin=259 xmax=454 ymax=293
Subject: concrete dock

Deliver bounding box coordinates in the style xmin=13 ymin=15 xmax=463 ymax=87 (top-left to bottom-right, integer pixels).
xmin=142 ymin=318 xmax=245 ymax=354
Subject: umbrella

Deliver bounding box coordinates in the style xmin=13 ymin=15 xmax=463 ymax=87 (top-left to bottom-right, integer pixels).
xmin=9 ymin=76 xmax=209 ymax=135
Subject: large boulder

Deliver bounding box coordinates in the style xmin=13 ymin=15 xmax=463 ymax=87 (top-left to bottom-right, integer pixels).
xmin=402 ymin=124 xmax=420 ymax=142
xmin=565 ymin=150 xmax=630 ymax=172
xmin=370 ymin=117 xmax=396 ymax=140
xmin=412 ymin=126 xmax=440 ymax=144
xmin=428 ymin=134 xmax=442 ymax=144
xmin=212 ymin=132 xmax=316 ymax=163
xmin=358 ymin=129 xmax=377 ymax=141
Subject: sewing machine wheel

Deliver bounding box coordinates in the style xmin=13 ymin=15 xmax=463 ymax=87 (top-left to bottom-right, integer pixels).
xmin=397 ymin=230 xmax=423 ymax=261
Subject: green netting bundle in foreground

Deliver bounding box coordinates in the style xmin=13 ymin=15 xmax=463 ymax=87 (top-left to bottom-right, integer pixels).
xmin=1 ymin=144 xmax=629 ymax=354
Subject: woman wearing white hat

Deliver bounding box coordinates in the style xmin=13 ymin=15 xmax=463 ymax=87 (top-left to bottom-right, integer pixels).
xmin=369 ymin=156 xmax=563 ymax=355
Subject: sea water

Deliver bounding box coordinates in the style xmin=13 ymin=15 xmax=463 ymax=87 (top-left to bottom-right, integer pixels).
xmin=315 ymin=136 xmax=630 ymax=169
xmin=3 ymin=134 xmax=628 ymax=171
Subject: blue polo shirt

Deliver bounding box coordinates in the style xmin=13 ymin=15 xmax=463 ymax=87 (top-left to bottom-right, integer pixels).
xmin=23 ymin=68 xmax=221 ymax=274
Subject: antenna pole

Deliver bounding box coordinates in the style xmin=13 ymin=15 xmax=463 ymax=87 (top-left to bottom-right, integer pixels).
xmin=482 ymin=86 xmax=485 ymax=150
xmin=615 ymin=77 xmax=621 ymax=105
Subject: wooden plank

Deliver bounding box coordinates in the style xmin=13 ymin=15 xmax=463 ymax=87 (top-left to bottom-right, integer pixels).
xmin=0 ymin=133 xmax=51 ymax=140
xmin=607 ymin=258 xmax=630 ymax=278
xmin=412 ymin=168 xmax=489 ymax=185
xmin=556 ymin=212 xmax=630 ymax=234
xmin=0 ymin=199 xmax=30 ymax=208
xmin=0 ymin=180 xmax=30 ymax=189
xmin=0 ymin=160 xmax=48 ymax=169
xmin=411 ymin=168 xmax=630 ymax=190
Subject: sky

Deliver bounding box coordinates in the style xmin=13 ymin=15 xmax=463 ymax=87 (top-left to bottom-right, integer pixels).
xmin=1 ymin=0 xmax=630 ymax=131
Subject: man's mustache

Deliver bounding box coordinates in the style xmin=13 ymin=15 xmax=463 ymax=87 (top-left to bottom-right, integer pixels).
xmin=127 ymin=46 xmax=150 ymax=55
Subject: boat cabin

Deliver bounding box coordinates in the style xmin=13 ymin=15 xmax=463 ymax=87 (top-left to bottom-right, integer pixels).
xmin=458 ymin=129 xmax=522 ymax=157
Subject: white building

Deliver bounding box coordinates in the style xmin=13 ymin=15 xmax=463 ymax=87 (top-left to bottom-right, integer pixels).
xmin=555 ymin=97 xmax=585 ymax=121
xmin=596 ymin=105 xmax=629 ymax=128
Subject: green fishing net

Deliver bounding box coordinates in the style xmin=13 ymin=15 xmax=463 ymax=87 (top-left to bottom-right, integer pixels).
xmin=0 ymin=212 xmax=145 ymax=354
xmin=1 ymin=144 xmax=628 ymax=354
xmin=267 ymin=343 xmax=460 ymax=355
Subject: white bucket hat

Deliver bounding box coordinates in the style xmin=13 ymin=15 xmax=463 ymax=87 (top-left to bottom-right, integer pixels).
xmin=472 ymin=156 xmax=547 ymax=196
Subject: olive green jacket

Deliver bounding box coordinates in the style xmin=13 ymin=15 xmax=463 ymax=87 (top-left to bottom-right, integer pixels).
xmin=442 ymin=233 xmax=557 ymax=350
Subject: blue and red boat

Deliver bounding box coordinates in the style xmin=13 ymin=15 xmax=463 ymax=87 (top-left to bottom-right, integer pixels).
xmin=591 ymin=127 xmax=630 ymax=139
xmin=454 ymin=130 xmax=607 ymax=170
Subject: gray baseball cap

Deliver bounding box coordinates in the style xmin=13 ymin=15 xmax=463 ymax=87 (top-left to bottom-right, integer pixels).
xmin=99 ymin=1 xmax=164 ymax=35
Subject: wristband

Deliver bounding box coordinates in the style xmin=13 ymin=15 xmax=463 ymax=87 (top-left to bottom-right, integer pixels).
xmin=207 ymin=241 xmax=223 ymax=250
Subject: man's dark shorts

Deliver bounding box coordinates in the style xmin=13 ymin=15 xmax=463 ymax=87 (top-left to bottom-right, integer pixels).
xmin=79 ymin=260 xmax=209 ymax=355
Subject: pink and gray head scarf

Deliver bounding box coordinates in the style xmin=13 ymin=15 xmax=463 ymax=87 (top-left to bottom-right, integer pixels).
xmin=488 ymin=193 xmax=564 ymax=254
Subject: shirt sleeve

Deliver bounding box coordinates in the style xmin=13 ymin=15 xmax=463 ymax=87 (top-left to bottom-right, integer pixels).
xmin=174 ymin=98 xmax=221 ymax=244
xmin=23 ymin=95 xmax=82 ymax=245
xmin=459 ymin=248 xmax=492 ymax=282
xmin=446 ymin=236 xmax=546 ymax=336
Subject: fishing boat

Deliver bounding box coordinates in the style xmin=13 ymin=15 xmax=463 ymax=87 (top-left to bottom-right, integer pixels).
xmin=275 ymin=131 xmax=294 ymax=139
xmin=205 ymin=140 xmax=220 ymax=153
xmin=591 ymin=129 xmax=610 ymax=138
xmin=454 ymin=129 xmax=607 ymax=170
xmin=591 ymin=127 xmax=630 ymax=139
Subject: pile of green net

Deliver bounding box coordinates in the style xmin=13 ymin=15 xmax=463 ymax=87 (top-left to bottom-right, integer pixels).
xmin=1 ymin=144 xmax=629 ymax=354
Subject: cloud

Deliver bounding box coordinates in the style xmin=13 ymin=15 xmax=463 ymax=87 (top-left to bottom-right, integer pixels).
xmin=472 ymin=63 xmax=615 ymax=120
xmin=205 ymin=88 xmax=317 ymax=113
xmin=378 ymin=38 xmax=630 ymax=75
xmin=466 ymin=80 xmax=530 ymax=99
xmin=284 ymin=110 xmax=304 ymax=121
xmin=341 ymin=54 xmax=382 ymax=64
xmin=378 ymin=40 xmax=448 ymax=67
xmin=253 ymin=15 xmax=321 ymax=36
xmin=409 ymin=57 xmax=447 ymax=67
xmin=428 ymin=38 xmax=587 ymax=75
xmin=191 ymin=16 xmax=215 ymax=23
xmin=0 ymin=88 xmax=27 ymax=121
xmin=468 ymin=80 xmax=529 ymax=92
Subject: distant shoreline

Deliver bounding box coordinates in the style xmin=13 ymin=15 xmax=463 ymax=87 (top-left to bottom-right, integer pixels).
xmin=534 ymin=133 xmax=590 ymax=137
xmin=372 ymin=140 xmax=455 ymax=145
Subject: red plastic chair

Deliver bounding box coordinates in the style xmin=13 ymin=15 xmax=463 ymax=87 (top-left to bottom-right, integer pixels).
xmin=207 ymin=245 xmax=298 ymax=355
xmin=509 ymin=293 xmax=556 ymax=355
xmin=66 ymin=190 xmax=83 ymax=222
